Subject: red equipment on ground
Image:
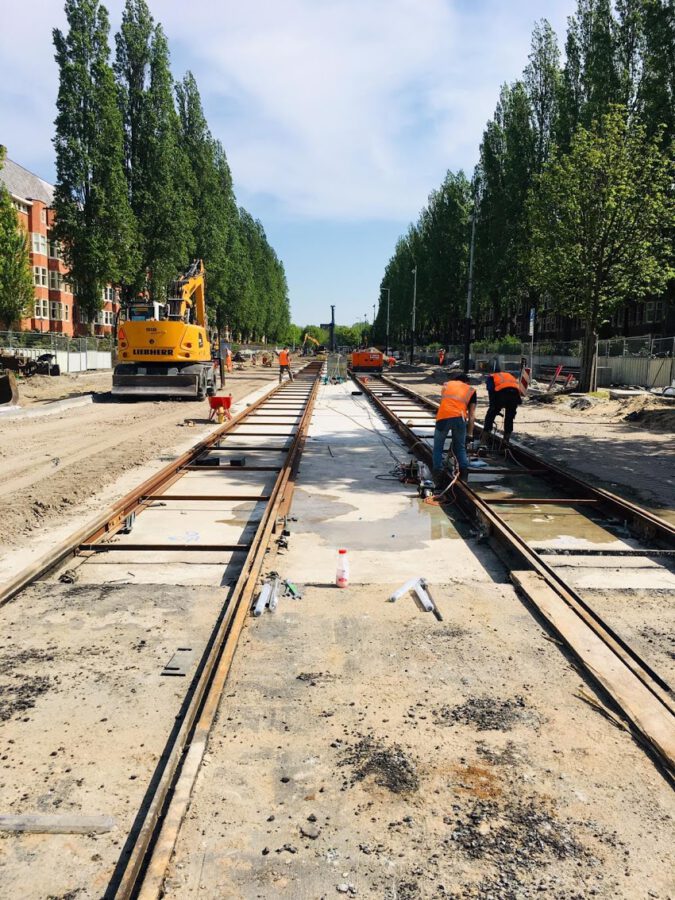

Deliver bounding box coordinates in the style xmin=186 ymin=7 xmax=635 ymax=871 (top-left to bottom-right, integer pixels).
xmin=207 ymin=394 xmax=233 ymax=421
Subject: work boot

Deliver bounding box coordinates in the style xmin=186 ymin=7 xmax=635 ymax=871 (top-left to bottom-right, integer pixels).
xmin=432 ymin=468 xmax=448 ymax=489
xmin=459 ymin=468 xmax=469 ymax=482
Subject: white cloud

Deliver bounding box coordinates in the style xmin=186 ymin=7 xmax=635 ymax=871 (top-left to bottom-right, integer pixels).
xmin=0 ymin=0 xmax=575 ymax=221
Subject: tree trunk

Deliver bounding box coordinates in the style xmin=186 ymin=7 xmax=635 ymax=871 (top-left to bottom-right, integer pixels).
xmin=579 ymin=325 xmax=596 ymax=392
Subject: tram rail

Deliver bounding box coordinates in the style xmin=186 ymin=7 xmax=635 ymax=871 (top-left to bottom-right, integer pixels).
xmin=0 ymin=360 xmax=322 ymax=898
xmin=352 ymin=371 xmax=675 ymax=780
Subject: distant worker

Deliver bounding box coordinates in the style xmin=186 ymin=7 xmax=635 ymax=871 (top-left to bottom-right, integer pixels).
xmin=438 ymin=348 xmax=445 ymax=366
xmin=387 ymin=355 xmax=395 ymax=369
xmin=225 ymin=346 xmax=233 ymax=373
xmin=480 ymin=371 xmax=523 ymax=447
xmin=433 ymin=374 xmax=476 ymax=485
xmin=278 ymin=346 xmax=294 ymax=383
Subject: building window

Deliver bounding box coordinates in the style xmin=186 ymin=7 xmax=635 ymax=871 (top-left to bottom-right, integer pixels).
xmin=101 ymin=286 xmax=116 ymax=302
xmin=64 ymin=305 xmax=70 ymax=322
xmin=50 ymin=301 xmax=63 ymax=321
xmin=79 ymin=308 xmax=89 ymax=324
xmin=34 ymin=299 xmax=49 ymax=319
xmin=48 ymin=239 xmax=62 ymax=260
xmin=40 ymin=208 xmax=47 ymax=224
xmin=49 ymin=270 xmax=62 ymax=291
xmin=31 ymin=233 xmax=48 ymax=255
xmin=33 ymin=266 xmax=48 ymax=287
xmin=12 ymin=198 xmax=29 ymax=215
xmin=62 ymin=281 xmax=72 ymax=294
xmin=645 ymin=301 xmax=664 ymax=324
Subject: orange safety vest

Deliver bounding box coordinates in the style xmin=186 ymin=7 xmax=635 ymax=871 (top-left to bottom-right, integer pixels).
xmin=279 ymin=350 xmax=290 ymax=366
xmin=492 ymin=372 xmax=520 ymax=392
xmin=437 ymin=381 xmax=475 ymax=421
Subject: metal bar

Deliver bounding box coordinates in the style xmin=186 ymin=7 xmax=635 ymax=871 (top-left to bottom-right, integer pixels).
xmin=185 ymin=465 xmax=282 ymax=472
xmin=143 ymin=495 xmax=271 ymax=502
xmin=534 ymin=547 xmax=675 ymax=558
xmin=78 ymin=543 xmax=251 ymax=553
xmin=484 ymin=498 xmax=599 ymax=505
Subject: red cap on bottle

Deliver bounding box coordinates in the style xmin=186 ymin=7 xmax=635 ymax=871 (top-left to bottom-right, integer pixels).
xmin=338 ymin=548 xmax=347 ymax=554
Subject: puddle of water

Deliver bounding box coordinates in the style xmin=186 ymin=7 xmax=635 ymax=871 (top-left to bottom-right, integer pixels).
xmin=292 ymin=488 xmax=459 ymax=550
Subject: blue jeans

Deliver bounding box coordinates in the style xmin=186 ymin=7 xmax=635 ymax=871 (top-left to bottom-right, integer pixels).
xmin=433 ymin=416 xmax=468 ymax=472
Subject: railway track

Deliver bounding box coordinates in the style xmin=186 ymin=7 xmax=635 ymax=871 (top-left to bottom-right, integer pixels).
xmin=353 ymin=371 xmax=675 ymax=780
xmin=0 ymin=360 xmax=322 ymax=898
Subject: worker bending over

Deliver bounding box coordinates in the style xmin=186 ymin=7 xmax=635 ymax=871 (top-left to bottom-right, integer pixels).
xmin=481 ymin=371 xmax=523 ymax=447
xmin=277 ymin=346 xmax=294 ymax=383
xmin=433 ymin=374 xmax=477 ymax=484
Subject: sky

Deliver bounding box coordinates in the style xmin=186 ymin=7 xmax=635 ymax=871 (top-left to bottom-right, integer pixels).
xmin=0 ymin=0 xmax=575 ymax=327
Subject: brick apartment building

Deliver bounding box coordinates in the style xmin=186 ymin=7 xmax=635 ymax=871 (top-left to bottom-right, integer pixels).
xmin=0 ymin=157 xmax=119 ymax=338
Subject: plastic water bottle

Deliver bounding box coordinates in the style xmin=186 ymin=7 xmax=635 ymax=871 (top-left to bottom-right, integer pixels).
xmin=336 ymin=549 xmax=349 ymax=588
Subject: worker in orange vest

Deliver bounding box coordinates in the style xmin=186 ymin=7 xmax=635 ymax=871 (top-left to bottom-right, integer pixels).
xmin=225 ymin=346 xmax=233 ymax=373
xmin=481 ymin=370 xmax=524 ymax=447
xmin=433 ymin=374 xmax=477 ymax=484
xmin=277 ymin=346 xmax=294 ymax=383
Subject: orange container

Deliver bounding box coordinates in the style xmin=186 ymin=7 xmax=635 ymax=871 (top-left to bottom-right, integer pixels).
xmin=350 ymin=350 xmax=384 ymax=371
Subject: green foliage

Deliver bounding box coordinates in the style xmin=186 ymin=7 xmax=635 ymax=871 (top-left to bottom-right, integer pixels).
xmin=378 ymin=0 xmax=674 ymax=376
xmin=52 ymin=0 xmax=288 ymax=337
xmin=0 ymin=147 xmax=34 ymax=326
xmin=528 ymin=108 xmax=674 ymax=386
xmin=377 ymin=171 xmax=471 ymax=346
xmin=53 ymin=0 xmax=139 ymax=315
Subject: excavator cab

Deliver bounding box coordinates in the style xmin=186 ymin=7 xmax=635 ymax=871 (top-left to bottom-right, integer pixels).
xmin=112 ymin=260 xmax=215 ymax=400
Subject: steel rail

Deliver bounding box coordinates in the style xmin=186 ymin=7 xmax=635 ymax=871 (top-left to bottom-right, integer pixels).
xmin=104 ymin=361 xmax=322 ymax=899
xmin=378 ymin=373 xmax=675 ymax=545
xmin=0 ymin=363 xmax=313 ymax=609
xmin=352 ymin=372 xmax=675 ymax=776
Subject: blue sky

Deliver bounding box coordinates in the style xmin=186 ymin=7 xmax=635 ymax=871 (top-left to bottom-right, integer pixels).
xmin=1 ymin=0 xmax=575 ymax=326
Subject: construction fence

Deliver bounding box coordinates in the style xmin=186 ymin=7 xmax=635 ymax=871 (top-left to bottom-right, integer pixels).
xmin=0 ymin=331 xmax=113 ymax=373
xmin=416 ymin=334 xmax=675 ymax=389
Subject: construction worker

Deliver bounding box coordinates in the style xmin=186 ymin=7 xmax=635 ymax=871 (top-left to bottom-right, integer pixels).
xmin=438 ymin=348 xmax=445 ymax=366
xmin=278 ymin=346 xmax=294 ymax=383
xmin=432 ymin=374 xmax=477 ymax=484
xmin=481 ymin=370 xmax=523 ymax=447
xmin=225 ymin=346 xmax=233 ymax=373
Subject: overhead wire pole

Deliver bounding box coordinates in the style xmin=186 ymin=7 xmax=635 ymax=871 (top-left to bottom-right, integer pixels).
xmin=410 ymin=266 xmax=417 ymax=365
xmin=464 ymin=206 xmax=477 ymax=375
xmin=382 ymin=287 xmax=391 ymax=356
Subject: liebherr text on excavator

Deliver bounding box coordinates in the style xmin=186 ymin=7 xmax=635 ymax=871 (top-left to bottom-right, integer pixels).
xmin=112 ymin=260 xmax=216 ymax=399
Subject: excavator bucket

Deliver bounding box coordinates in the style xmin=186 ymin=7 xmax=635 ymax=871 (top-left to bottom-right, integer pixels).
xmin=112 ymin=371 xmax=202 ymax=399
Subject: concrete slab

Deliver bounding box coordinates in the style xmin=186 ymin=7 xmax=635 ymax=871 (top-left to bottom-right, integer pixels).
xmin=279 ymin=382 xmax=502 ymax=585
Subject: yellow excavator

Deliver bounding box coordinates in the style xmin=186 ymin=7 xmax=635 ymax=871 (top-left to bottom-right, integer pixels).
xmin=112 ymin=260 xmax=216 ymax=399
xmin=301 ymin=333 xmax=322 ymax=356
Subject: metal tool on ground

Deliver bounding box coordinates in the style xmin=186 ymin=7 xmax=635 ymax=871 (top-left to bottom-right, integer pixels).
xmin=388 ymin=577 xmax=443 ymax=622
xmin=252 ymin=576 xmax=281 ymax=616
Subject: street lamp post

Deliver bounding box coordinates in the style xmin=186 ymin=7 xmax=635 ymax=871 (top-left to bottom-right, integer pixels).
xmin=410 ymin=266 xmax=417 ymax=365
xmin=382 ymin=287 xmax=391 ymax=355
xmin=464 ymin=208 xmax=477 ymax=374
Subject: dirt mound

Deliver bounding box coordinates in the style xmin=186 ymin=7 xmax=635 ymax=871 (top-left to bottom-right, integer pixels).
xmin=623 ymin=406 xmax=675 ymax=432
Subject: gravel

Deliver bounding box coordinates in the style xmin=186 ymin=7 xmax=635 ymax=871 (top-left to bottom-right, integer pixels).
xmin=339 ymin=734 xmax=420 ymax=794
xmin=435 ymin=695 xmax=538 ymax=732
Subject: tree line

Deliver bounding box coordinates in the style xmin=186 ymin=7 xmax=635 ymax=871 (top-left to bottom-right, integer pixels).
xmin=375 ymin=0 xmax=674 ymax=388
xmin=43 ymin=0 xmax=290 ymax=340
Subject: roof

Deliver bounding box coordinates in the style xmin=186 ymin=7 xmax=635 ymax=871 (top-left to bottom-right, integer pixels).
xmin=0 ymin=157 xmax=54 ymax=206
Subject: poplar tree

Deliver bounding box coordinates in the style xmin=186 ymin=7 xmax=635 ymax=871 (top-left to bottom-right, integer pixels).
xmin=640 ymin=0 xmax=675 ymax=143
xmin=524 ymin=20 xmax=561 ymax=169
xmin=0 ymin=147 xmax=34 ymax=326
xmin=53 ymin=0 xmax=139 ymax=316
